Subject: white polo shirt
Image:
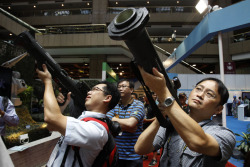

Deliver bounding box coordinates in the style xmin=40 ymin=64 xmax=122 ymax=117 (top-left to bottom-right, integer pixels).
xmin=47 ymin=111 xmax=108 ymax=167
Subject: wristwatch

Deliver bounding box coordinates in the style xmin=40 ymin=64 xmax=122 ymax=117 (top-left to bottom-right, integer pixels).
xmin=158 ymin=96 xmax=175 ymax=110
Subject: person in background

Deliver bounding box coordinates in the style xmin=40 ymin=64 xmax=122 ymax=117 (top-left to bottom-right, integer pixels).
xmin=232 ymin=96 xmax=239 ymax=118
xmin=107 ymin=79 xmax=145 ymax=167
xmin=135 ymin=67 xmax=236 ymax=167
xmin=0 ymin=96 xmax=19 ymax=142
xmin=239 ymin=97 xmax=244 ymax=104
xmin=36 ymin=64 xmax=120 ymax=167
xmin=131 ymin=92 xmax=138 ymax=100
xmin=178 ymin=92 xmax=189 ymax=114
xmin=138 ymin=95 xmax=146 ymax=104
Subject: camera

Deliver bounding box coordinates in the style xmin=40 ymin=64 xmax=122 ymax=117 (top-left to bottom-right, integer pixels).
xmin=100 ymin=117 xmax=121 ymax=137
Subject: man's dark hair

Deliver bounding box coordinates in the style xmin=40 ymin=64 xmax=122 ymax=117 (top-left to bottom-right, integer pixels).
xmin=196 ymin=77 xmax=229 ymax=106
xmin=100 ymin=81 xmax=121 ymax=110
xmin=117 ymin=79 xmax=134 ymax=89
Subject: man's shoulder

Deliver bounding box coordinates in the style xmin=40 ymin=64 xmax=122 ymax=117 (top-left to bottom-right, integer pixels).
xmin=132 ymin=99 xmax=144 ymax=106
xmin=204 ymin=121 xmax=235 ymax=135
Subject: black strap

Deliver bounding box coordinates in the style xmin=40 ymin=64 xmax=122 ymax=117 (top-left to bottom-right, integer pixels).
xmin=60 ymin=145 xmax=84 ymax=167
xmin=74 ymin=147 xmax=84 ymax=167
xmin=60 ymin=145 xmax=71 ymax=167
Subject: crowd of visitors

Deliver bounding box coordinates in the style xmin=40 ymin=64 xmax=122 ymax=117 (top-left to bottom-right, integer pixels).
xmin=1 ymin=68 xmax=250 ymax=167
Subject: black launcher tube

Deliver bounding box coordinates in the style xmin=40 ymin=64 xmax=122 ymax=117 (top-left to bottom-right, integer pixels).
xmin=108 ymin=8 xmax=181 ymax=127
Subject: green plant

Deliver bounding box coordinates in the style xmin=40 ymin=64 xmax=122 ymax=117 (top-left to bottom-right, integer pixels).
xmin=235 ymin=124 xmax=250 ymax=155
xmin=18 ymin=86 xmax=33 ymax=109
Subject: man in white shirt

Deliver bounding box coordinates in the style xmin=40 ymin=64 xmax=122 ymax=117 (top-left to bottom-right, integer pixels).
xmin=36 ymin=64 xmax=120 ymax=167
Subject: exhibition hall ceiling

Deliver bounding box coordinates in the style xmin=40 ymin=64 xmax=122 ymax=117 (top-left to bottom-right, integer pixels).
xmin=0 ymin=0 xmax=247 ymax=79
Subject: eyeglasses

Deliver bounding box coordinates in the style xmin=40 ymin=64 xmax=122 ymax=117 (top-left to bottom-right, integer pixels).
xmin=90 ymin=87 xmax=105 ymax=92
xmin=194 ymin=86 xmax=216 ymax=99
xmin=117 ymin=85 xmax=130 ymax=89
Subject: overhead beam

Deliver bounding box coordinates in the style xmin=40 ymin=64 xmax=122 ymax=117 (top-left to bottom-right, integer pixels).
xmin=166 ymin=0 xmax=250 ymax=70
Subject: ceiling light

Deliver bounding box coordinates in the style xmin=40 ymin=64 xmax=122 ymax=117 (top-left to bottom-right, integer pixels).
xmin=210 ymin=71 xmax=213 ymax=73
xmin=120 ymin=72 xmax=123 ymax=76
xmin=9 ymin=33 xmax=12 ymax=36
xmin=116 ymin=67 xmax=119 ymax=70
xmin=8 ymin=6 xmax=11 ymax=9
xmin=195 ymin=0 xmax=208 ymax=14
xmin=87 ymin=2 xmax=90 ymax=6
xmin=119 ymin=64 xmax=122 ymax=66
xmin=177 ymin=1 xmax=179 ymax=4
xmin=192 ymin=64 xmax=196 ymax=67
xmin=61 ymin=4 xmax=64 ymax=7
xmin=33 ymin=5 xmax=36 ymax=8
xmin=115 ymin=2 xmax=118 ymax=5
xmin=147 ymin=1 xmax=150 ymax=4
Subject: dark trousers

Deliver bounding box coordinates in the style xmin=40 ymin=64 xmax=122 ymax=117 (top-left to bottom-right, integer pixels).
xmin=117 ymin=158 xmax=143 ymax=167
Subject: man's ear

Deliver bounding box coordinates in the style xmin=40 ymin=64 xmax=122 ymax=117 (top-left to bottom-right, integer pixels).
xmin=215 ymin=105 xmax=223 ymax=115
xmin=103 ymin=95 xmax=112 ymax=103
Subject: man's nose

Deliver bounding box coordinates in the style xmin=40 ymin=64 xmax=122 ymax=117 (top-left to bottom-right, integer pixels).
xmin=197 ymin=91 xmax=205 ymax=99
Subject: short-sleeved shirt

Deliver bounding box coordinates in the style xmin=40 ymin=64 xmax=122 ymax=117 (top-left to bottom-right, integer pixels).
xmin=153 ymin=119 xmax=236 ymax=167
xmin=47 ymin=111 xmax=108 ymax=167
xmin=0 ymin=96 xmax=19 ymax=136
xmin=106 ymin=99 xmax=145 ymax=160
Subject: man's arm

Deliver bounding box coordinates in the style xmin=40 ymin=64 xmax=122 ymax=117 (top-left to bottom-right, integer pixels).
xmin=134 ymin=119 xmax=160 ymax=155
xmin=36 ymin=64 xmax=67 ymax=136
xmin=143 ymin=117 xmax=156 ymax=123
xmin=138 ymin=67 xmax=221 ymax=157
xmin=0 ymin=99 xmax=19 ymax=126
xmin=113 ymin=101 xmax=145 ymax=133
xmin=112 ymin=116 xmax=138 ymax=133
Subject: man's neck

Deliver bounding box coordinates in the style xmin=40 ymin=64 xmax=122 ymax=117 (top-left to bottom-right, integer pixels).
xmin=120 ymin=96 xmax=133 ymax=106
xmin=189 ymin=111 xmax=211 ymax=123
xmin=88 ymin=107 xmax=108 ymax=115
